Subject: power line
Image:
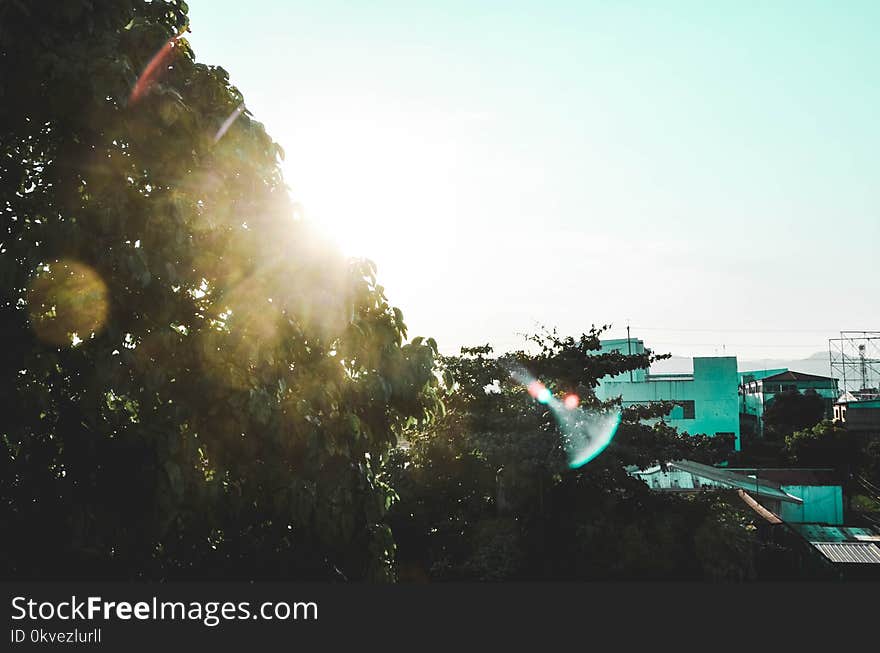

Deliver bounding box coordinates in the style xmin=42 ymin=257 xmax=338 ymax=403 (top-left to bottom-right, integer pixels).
xmin=647 ymin=341 xmax=826 ymax=349
xmin=631 ymin=326 xmax=838 ymax=334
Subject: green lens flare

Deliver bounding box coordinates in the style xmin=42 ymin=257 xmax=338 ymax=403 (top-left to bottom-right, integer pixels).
xmin=565 ymin=409 xmax=622 ymax=469
xmin=506 ymin=363 xmax=621 ymax=469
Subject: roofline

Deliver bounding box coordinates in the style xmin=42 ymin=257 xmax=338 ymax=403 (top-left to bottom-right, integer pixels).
xmin=669 ymin=460 xmax=804 ymax=504
xmin=737 ymin=490 xmax=783 ymax=524
xmin=758 ymin=371 xmax=839 ymax=382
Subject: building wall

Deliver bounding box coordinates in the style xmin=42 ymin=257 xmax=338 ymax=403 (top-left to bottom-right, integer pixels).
xmin=836 ymin=401 xmax=880 ymax=433
xmin=633 ymin=469 xmax=844 ymax=525
xmin=596 ymin=352 xmax=741 ymax=449
xmin=596 ymin=338 xmax=648 ymax=383
xmin=778 ymin=486 xmax=844 ymax=525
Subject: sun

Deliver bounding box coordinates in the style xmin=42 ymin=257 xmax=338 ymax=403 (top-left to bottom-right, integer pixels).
xmin=280 ymin=103 xmax=462 ymax=267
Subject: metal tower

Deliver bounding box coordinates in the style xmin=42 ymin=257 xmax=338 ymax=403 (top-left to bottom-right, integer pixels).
xmin=829 ymin=331 xmax=880 ymax=399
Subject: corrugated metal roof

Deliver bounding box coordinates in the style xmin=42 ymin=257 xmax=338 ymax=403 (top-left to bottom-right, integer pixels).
xmin=669 ymin=460 xmax=803 ymax=504
xmin=811 ymin=542 xmax=880 ymax=564
xmin=791 ymin=524 xmax=880 ymax=543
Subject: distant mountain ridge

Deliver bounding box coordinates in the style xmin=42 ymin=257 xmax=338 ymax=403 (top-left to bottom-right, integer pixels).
xmin=649 ymin=351 xmax=833 ymax=379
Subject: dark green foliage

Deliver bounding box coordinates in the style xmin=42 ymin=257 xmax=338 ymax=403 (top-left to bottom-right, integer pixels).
xmin=784 ymin=421 xmax=860 ymax=474
xmin=763 ymin=389 xmax=826 ymax=440
xmin=1 ymin=0 xmax=441 ymax=580
xmin=385 ymin=329 xmax=758 ymax=581
xmin=784 ymin=421 xmax=868 ymax=518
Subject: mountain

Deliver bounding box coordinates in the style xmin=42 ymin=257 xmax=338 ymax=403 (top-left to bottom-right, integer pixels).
xmin=649 ymin=351 xmax=833 ymax=378
xmin=738 ymin=351 xmax=833 ymax=378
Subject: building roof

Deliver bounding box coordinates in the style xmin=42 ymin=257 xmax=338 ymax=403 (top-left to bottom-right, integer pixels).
xmin=836 ymin=398 xmax=880 ymax=409
xmin=668 ymin=460 xmax=803 ymax=504
xmin=810 ymin=543 xmax=880 ymax=564
xmin=786 ymin=524 xmax=880 ymax=565
xmin=599 ymin=338 xmax=644 ymax=346
xmin=725 ymin=468 xmax=840 ymax=486
xmin=739 ymin=368 xmax=788 ymax=383
xmin=737 ymin=489 xmax=783 ymax=524
xmin=760 ymin=370 xmax=837 ymax=383
xmin=789 ymin=524 xmax=880 ymax=543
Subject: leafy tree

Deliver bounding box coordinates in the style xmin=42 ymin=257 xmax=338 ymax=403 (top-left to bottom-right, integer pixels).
xmin=1 ymin=0 xmax=441 ymax=580
xmin=763 ymin=389 xmax=826 ymax=440
xmin=784 ymin=420 xmax=865 ymax=516
xmin=384 ymin=329 xmax=755 ymax=581
xmin=784 ymin=421 xmax=859 ymax=471
xmin=784 ymin=418 xmax=866 ymax=504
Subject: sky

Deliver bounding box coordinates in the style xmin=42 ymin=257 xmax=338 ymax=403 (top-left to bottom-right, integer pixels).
xmin=185 ymin=0 xmax=879 ymax=361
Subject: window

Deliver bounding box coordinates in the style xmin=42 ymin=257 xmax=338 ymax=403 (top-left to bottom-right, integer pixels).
xmin=680 ymin=400 xmax=695 ymax=419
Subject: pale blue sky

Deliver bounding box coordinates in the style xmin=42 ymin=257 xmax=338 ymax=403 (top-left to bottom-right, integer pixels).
xmin=185 ymin=0 xmax=879 ymax=360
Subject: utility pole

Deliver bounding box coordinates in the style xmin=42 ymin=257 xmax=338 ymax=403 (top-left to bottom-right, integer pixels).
xmin=627 ymin=322 xmax=633 ymax=382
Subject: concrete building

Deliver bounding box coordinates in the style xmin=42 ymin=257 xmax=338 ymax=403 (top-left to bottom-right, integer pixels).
xmin=739 ymin=369 xmax=839 ymax=438
xmin=631 ymin=460 xmax=880 ymax=576
xmin=595 ymin=337 xmax=740 ymax=450
xmin=833 ymin=392 xmax=880 ymax=434
xmin=630 ymin=460 xmax=844 ymax=525
xmin=788 ymin=524 xmax=880 ymax=569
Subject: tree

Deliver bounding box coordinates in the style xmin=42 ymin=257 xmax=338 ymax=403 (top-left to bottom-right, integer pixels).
xmin=763 ymin=389 xmax=826 ymax=440
xmin=784 ymin=421 xmax=861 ymax=477
xmin=384 ymin=329 xmax=755 ymax=581
xmin=1 ymin=0 xmax=441 ymax=580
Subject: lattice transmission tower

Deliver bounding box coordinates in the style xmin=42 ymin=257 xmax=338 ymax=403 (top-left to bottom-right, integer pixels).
xmin=829 ymin=331 xmax=880 ymax=399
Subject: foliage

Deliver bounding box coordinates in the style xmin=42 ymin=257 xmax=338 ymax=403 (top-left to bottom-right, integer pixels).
xmin=784 ymin=421 xmax=860 ymax=474
xmin=0 ymin=0 xmax=441 ymax=580
xmin=384 ymin=329 xmax=754 ymax=581
xmin=863 ymin=437 xmax=880 ymax=488
xmin=692 ymin=495 xmax=757 ymax=582
xmin=763 ymin=389 xmax=826 ymax=440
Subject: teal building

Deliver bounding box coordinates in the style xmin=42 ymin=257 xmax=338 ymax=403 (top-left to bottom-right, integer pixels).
xmin=594 ymin=338 xmax=741 ymax=450
xmin=631 ymin=461 xmax=844 ymax=525
xmin=739 ymin=369 xmax=840 ymax=437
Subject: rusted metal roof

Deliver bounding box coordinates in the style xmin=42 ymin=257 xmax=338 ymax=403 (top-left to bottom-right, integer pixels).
xmin=737 ymin=489 xmax=783 ymax=524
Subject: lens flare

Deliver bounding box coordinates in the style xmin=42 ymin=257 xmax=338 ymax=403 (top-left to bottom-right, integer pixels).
xmin=195 ymin=231 xmax=355 ymax=389
xmin=214 ymin=103 xmax=246 ymax=143
xmin=27 ymin=260 xmax=109 ymax=346
xmin=527 ymin=380 xmax=544 ymax=399
xmin=559 ymin=408 xmax=622 ymax=469
xmin=129 ymin=24 xmax=188 ymax=105
xmin=507 ymin=364 xmax=620 ymax=469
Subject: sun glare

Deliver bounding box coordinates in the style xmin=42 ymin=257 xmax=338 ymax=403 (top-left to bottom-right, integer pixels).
xmin=282 ymin=105 xmax=463 ymax=266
